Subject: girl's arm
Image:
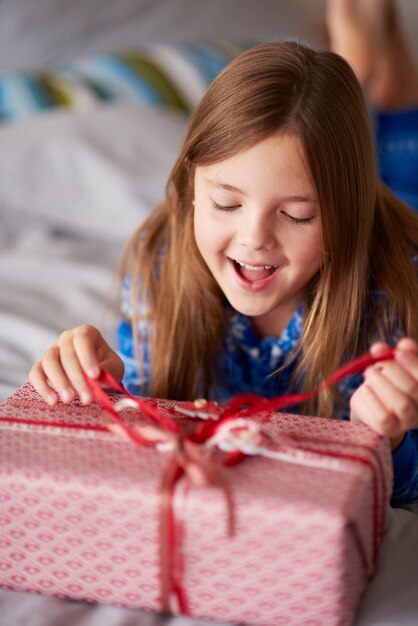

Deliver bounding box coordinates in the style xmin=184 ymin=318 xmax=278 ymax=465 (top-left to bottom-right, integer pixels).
xmin=391 ymin=429 xmax=418 ymax=506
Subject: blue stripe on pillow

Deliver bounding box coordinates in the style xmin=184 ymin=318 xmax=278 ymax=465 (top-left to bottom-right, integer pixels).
xmin=70 ymin=56 xmax=166 ymax=106
xmin=178 ymin=43 xmax=230 ymax=82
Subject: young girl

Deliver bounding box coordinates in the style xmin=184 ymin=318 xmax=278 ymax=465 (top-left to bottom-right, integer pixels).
xmin=29 ymin=35 xmax=418 ymax=505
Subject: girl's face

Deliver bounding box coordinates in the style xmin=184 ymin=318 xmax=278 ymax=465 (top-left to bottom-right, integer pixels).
xmin=193 ymin=133 xmax=323 ymax=337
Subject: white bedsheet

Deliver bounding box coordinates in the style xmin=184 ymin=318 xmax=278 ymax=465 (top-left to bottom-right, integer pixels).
xmin=0 ymin=104 xmax=417 ymax=626
xmin=0 ymin=104 xmax=186 ymax=399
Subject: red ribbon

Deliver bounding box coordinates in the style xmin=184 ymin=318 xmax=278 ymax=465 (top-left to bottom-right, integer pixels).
xmin=220 ymin=346 xmax=395 ymax=419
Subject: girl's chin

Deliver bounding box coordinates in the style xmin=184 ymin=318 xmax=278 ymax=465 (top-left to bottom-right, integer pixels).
xmin=224 ymin=295 xmax=275 ymax=319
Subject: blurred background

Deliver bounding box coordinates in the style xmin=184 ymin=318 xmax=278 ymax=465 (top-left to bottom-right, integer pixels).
xmin=0 ymin=0 xmax=418 ymax=75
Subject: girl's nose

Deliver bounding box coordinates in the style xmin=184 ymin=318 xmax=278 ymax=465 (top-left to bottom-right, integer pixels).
xmin=238 ymin=214 xmax=277 ymax=251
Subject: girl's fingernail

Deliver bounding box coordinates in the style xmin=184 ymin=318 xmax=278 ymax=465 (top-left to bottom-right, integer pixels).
xmin=397 ymin=351 xmax=413 ymax=364
xmin=366 ymin=366 xmax=381 ymax=379
xmin=80 ymin=391 xmax=91 ymax=404
xmin=87 ymin=367 xmax=100 ymax=378
xmin=60 ymin=389 xmax=73 ymax=403
xmin=46 ymin=394 xmax=57 ymax=406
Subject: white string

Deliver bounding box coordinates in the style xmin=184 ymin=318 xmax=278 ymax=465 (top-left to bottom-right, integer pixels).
xmin=205 ymin=418 xmax=367 ymax=476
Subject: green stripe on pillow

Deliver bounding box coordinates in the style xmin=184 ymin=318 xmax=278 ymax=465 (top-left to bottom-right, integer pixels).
xmin=37 ymin=74 xmax=73 ymax=107
xmin=120 ymin=52 xmax=189 ymax=112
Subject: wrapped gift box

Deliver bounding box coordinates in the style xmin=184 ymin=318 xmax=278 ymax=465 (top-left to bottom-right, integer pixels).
xmin=0 ymin=382 xmax=393 ymax=626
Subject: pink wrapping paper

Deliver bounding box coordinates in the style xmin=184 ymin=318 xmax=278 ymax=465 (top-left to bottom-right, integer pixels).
xmin=0 ymin=382 xmax=393 ymax=626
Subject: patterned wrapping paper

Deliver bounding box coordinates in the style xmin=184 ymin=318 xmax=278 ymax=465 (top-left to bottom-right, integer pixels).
xmin=0 ymin=382 xmax=393 ymax=626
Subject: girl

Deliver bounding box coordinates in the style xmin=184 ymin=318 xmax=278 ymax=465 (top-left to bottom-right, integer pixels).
xmin=29 ymin=40 xmax=418 ymax=506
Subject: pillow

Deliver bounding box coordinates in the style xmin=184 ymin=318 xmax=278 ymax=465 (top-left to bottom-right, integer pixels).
xmin=0 ymin=103 xmax=187 ymax=241
xmin=0 ymin=42 xmax=252 ymax=123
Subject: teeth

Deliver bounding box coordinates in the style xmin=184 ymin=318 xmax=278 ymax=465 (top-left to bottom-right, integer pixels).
xmin=236 ymin=261 xmax=278 ymax=271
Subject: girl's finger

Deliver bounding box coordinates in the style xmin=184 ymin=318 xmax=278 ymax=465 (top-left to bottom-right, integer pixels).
xmin=364 ymin=366 xmax=418 ymax=431
xmin=396 ymin=349 xmax=418 ymax=383
xmin=369 ymin=341 xmax=390 ymax=357
xmin=396 ymin=337 xmax=418 ymax=354
xmin=350 ymin=382 xmax=403 ymax=438
xmin=367 ymin=356 xmax=418 ymax=395
xmin=58 ymin=341 xmax=93 ymax=404
xmin=41 ymin=346 xmax=76 ymax=404
xmin=28 ymin=361 xmax=59 ymax=406
xmin=72 ymin=326 xmax=105 ymax=379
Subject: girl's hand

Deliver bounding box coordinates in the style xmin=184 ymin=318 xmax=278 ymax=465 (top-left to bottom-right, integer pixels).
xmin=350 ymin=338 xmax=418 ymax=450
xmin=29 ymin=325 xmax=124 ymax=406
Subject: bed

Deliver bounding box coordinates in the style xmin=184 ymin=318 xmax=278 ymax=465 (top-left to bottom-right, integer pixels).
xmin=0 ymin=1 xmax=417 ymax=625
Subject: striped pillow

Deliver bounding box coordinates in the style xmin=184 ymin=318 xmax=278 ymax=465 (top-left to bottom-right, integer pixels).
xmin=0 ymin=42 xmax=252 ymax=123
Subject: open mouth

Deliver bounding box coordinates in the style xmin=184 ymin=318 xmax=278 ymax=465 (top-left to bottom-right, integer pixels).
xmin=229 ymin=257 xmax=280 ymax=287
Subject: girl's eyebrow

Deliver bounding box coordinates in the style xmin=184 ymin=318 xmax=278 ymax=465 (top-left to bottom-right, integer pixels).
xmin=204 ymin=177 xmax=317 ymax=203
xmin=204 ymin=177 xmax=245 ymax=194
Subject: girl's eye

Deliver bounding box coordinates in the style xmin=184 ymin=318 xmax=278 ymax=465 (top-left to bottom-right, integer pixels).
xmin=211 ymin=200 xmax=240 ymax=212
xmin=283 ymin=212 xmax=315 ymax=225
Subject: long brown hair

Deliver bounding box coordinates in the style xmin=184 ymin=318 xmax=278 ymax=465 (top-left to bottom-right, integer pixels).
xmin=120 ymin=41 xmax=418 ymax=414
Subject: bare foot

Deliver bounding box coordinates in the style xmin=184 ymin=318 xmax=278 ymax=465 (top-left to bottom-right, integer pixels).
xmin=370 ymin=6 xmax=418 ymax=110
xmin=327 ymin=0 xmax=418 ymax=111
xmin=326 ymin=0 xmax=390 ymax=86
